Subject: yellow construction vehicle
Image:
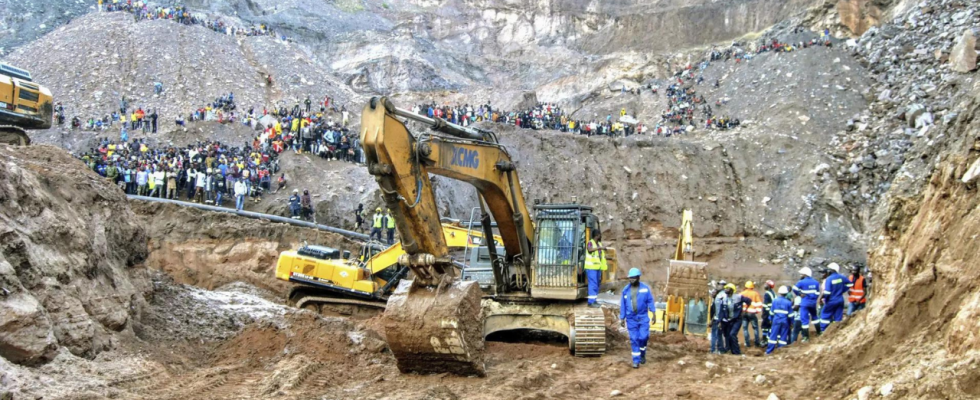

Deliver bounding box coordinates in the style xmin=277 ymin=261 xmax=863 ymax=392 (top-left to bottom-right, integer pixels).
xmin=360 ymin=97 xmax=618 ymax=376
xmin=0 ymin=63 xmax=53 ymax=145
xmin=275 ymin=223 xmax=502 ymax=317
xmin=650 ymin=209 xmax=711 ymax=335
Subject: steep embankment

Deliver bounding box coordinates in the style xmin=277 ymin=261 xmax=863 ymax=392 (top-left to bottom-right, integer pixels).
xmin=133 ymin=201 xmax=360 ymax=296
xmin=0 ymin=144 xmax=150 ymax=365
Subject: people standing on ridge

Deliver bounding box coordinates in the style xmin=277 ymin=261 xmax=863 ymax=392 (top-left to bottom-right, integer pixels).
xmin=620 ymin=268 xmax=654 ymax=368
xmin=584 ymin=230 xmax=608 ymax=308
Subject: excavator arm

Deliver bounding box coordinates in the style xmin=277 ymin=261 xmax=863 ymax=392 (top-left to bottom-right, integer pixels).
xmin=360 ymin=97 xmax=541 ymax=376
xmin=360 ymin=97 xmax=534 ymax=290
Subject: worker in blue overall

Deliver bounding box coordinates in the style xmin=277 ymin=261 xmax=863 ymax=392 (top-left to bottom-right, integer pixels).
xmin=766 ymin=285 xmax=793 ymax=354
xmin=620 ymin=268 xmax=654 ymax=368
xmin=819 ymin=262 xmax=852 ymax=331
xmin=793 ymin=267 xmax=821 ymax=342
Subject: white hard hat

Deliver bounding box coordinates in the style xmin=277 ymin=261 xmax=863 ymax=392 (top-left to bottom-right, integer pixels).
xmin=799 ymin=267 xmax=812 ymax=277
xmin=827 ymin=262 xmax=840 ymax=272
xmin=778 ymin=285 xmax=789 ymax=295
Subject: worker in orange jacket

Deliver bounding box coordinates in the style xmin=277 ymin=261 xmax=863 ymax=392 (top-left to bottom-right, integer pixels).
xmin=847 ymin=265 xmax=868 ymax=315
xmin=741 ymin=281 xmax=764 ymax=348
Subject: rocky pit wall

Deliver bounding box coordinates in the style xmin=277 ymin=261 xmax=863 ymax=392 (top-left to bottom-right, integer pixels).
xmin=0 ymin=144 xmax=150 ymax=366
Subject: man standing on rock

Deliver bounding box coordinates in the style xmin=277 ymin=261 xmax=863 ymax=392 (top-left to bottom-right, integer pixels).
xmin=584 ymin=230 xmax=607 ymax=308
xmin=793 ymin=267 xmax=820 ymax=342
xmin=620 ymin=268 xmax=654 ymax=368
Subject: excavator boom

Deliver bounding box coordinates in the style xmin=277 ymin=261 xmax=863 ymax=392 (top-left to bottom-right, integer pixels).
xmin=361 ymin=98 xmax=612 ymax=376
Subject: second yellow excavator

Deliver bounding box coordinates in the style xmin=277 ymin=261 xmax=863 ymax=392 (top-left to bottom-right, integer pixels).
xmin=650 ymin=209 xmax=711 ymax=336
xmin=275 ymin=223 xmax=502 ymax=317
xmin=361 ymin=97 xmax=618 ymax=376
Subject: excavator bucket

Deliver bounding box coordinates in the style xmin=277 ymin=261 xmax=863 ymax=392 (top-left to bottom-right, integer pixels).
xmin=383 ymin=279 xmax=486 ymax=376
xmin=665 ymin=260 xmax=710 ymax=336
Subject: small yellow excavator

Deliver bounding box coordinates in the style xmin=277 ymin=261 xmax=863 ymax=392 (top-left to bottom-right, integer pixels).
xmin=361 ymin=97 xmax=618 ymax=377
xmin=275 ymin=223 xmax=501 ymax=316
xmin=0 ymin=63 xmax=53 ymax=145
xmin=650 ymin=209 xmax=711 ymax=336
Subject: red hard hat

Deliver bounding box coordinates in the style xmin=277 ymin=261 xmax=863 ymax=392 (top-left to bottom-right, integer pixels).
xmin=765 ymin=280 xmax=775 ymax=288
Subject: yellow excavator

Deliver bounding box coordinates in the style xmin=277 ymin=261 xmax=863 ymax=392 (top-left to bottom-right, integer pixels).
xmin=361 ymin=97 xmax=617 ymax=377
xmin=275 ymin=223 xmax=501 ymax=317
xmin=0 ymin=63 xmax=53 ymax=145
xmin=650 ymin=209 xmax=711 ymax=335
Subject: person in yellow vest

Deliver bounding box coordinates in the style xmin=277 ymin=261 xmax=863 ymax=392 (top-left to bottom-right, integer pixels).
xmin=585 ymin=230 xmax=608 ymax=308
xmin=370 ymin=207 xmax=384 ymax=242
xmin=385 ymin=208 xmax=396 ymax=245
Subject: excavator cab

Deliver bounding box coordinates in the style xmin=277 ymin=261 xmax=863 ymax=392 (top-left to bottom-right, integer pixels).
xmin=529 ymin=204 xmax=614 ymax=301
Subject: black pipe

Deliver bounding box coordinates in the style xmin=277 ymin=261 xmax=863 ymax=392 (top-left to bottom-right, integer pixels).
xmin=127 ymin=195 xmax=370 ymax=241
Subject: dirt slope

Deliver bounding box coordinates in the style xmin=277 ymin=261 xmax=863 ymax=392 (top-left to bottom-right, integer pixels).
xmin=133 ymin=201 xmax=359 ymax=296
xmin=0 ymin=144 xmax=150 ymax=365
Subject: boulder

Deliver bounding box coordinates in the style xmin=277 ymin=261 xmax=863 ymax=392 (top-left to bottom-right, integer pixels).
xmin=0 ymin=285 xmax=58 ymax=365
xmin=949 ymin=30 xmax=977 ymax=72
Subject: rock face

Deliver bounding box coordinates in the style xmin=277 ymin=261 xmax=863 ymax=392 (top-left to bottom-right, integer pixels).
xmin=0 ymin=145 xmax=149 ymax=365
xmin=949 ymin=30 xmax=977 ymax=73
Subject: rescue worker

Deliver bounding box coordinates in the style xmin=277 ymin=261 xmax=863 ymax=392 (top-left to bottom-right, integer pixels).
xmin=760 ymin=280 xmax=776 ymax=346
xmin=792 ymin=267 xmax=820 ymax=342
xmin=584 ymin=231 xmax=608 ymax=308
xmin=710 ymin=280 xmax=728 ymax=354
xmin=848 ymin=265 xmax=867 ymax=315
xmin=819 ymin=263 xmax=851 ymax=331
xmin=619 ymin=268 xmax=654 ymax=368
xmin=765 ymin=286 xmax=792 ymax=354
xmin=384 ymin=208 xmax=396 ymax=245
xmin=741 ymin=281 xmax=763 ymax=348
xmin=718 ymin=283 xmax=751 ymax=355
xmin=370 ymin=207 xmax=384 ymax=242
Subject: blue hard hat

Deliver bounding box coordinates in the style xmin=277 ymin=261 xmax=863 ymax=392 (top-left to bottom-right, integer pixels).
xmin=628 ymin=268 xmax=641 ymax=278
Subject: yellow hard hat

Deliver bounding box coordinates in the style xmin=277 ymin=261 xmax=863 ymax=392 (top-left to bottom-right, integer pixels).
xmin=745 ymin=281 xmax=755 ymax=289
xmin=724 ymin=283 xmax=737 ymax=291
xmin=376 ymin=207 xmax=382 ymax=212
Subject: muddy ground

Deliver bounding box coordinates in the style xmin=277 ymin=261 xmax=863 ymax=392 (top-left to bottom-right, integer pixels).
xmin=1 ymin=272 xmax=813 ymax=400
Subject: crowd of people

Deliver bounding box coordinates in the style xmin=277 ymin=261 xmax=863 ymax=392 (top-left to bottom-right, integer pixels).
xmin=76 ymin=137 xmax=286 ymax=212
xmin=56 ymin=98 xmax=160 ymax=140
xmin=709 ymin=262 xmax=869 ymax=356
xmin=99 ymin=0 xmax=287 ymax=40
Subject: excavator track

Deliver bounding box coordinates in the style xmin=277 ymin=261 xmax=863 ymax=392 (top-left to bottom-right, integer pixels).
xmin=287 ymin=287 xmax=386 ymax=319
xmin=0 ymin=125 xmax=30 ymax=145
xmin=570 ymin=306 xmax=606 ymax=357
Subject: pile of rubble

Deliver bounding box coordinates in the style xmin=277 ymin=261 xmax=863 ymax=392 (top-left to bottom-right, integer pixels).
xmin=830 ymin=0 xmax=978 ymax=218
